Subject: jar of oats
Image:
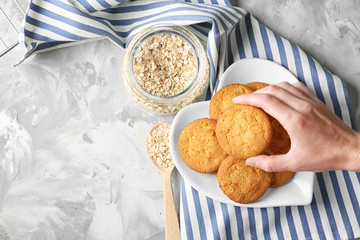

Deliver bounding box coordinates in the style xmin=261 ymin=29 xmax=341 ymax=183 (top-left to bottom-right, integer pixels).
xmin=122 ymin=24 xmax=210 ymax=114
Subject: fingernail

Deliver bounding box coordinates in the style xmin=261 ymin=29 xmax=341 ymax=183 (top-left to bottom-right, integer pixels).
xmin=232 ymin=96 xmax=242 ymax=103
xmin=246 ymin=158 xmax=256 ymax=167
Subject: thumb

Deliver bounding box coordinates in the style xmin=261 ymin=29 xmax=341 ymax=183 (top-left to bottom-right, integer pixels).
xmin=246 ymin=154 xmax=290 ymax=172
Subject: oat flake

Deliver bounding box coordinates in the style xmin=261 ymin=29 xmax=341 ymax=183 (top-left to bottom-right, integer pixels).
xmin=133 ymin=33 xmax=197 ymax=97
xmin=147 ymin=122 xmax=173 ymax=168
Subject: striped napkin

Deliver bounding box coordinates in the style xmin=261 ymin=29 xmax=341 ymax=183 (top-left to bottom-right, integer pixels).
xmin=20 ymin=0 xmax=360 ymax=239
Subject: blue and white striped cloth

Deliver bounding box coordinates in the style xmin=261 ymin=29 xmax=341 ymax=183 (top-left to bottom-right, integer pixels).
xmin=20 ymin=0 xmax=360 ymax=239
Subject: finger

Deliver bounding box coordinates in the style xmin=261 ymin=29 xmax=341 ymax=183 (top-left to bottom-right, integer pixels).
xmin=254 ymin=84 xmax=311 ymax=111
xmin=245 ymin=154 xmax=292 ymax=172
xmin=292 ymin=81 xmax=319 ymax=100
xmin=275 ymin=81 xmax=313 ymax=101
xmin=232 ymin=93 xmax=294 ymax=126
xmin=292 ymin=82 xmax=330 ymax=111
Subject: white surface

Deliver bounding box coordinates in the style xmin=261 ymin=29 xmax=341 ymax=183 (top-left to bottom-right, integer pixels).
xmin=170 ymin=59 xmax=315 ymax=207
xmin=0 ymin=42 xmax=178 ymax=240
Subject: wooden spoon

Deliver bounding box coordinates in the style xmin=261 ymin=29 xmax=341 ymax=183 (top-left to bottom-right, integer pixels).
xmin=147 ymin=122 xmax=180 ymax=240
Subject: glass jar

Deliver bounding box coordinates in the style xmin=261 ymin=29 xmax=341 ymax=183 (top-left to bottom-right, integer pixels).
xmin=122 ymin=24 xmax=209 ymax=114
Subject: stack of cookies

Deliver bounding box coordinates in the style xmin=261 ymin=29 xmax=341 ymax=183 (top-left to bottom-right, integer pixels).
xmin=178 ymin=82 xmax=295 ymax=204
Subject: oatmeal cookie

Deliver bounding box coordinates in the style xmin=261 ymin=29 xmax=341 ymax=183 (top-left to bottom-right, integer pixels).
xmin=216 ymin=105 xmax=272 ymax=159
xmin=217 ymin=156 xmax=272 ymax=203
xmin=209 ymin=84 xmax=253 ymax=120
xmin=266 ymin=117 xmax=291 ymax=155
xmin=270 ymin=171 xmax=295 ymax=188
xmin=179 ymin=118 xmax=227 ymax=173
xmin=246 ymin=82 xmax=269 ymax=91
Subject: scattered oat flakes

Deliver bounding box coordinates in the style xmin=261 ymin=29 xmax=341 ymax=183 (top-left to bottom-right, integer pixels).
xmin=133 ymin=33 xmax=197 ymax=97
xmin=147 ymin=122 xmax=173 ymax=168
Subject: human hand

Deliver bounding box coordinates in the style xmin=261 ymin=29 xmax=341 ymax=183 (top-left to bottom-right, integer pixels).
xmin=232 ymin=81 xmax=360 ymax=172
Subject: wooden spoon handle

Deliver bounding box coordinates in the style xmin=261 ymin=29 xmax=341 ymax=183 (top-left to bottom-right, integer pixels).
xmin=163 ymin=171 xmax=180 ymax=240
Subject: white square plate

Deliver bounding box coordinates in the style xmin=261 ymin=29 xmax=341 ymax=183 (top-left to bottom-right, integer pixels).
xmin=169 ymin=58 xmax=315 ymax=207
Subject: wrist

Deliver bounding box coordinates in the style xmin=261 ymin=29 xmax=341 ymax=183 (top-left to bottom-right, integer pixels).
xmin=343 ymin=131 xmax=360 ymax=172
